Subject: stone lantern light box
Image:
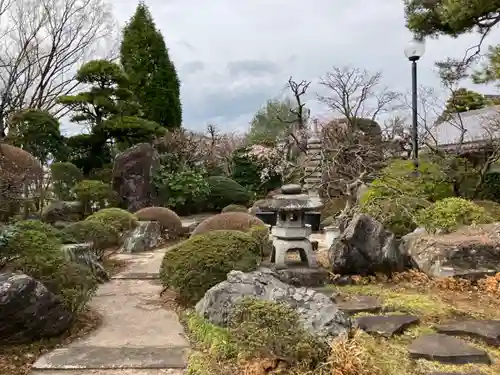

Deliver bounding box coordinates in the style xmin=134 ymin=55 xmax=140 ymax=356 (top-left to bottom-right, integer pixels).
xmin=260 ymin=183 xmax=323 ymax=269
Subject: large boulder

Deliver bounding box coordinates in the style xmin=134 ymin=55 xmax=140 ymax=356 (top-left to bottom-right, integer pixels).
xmin=112 ymin=143 xmax=160 ymax=213
xmin=328 ymin=213 xmax=404 ymax=275
xmin=41 ymin=200 xmax=83 ymax=223
xmin=401 ymin=223 xmax=500 ymax=279
xmin=120 ymin=220 xmax=161 ymax=253
xmin=0 ymin=273 xmax=73 ymax=344
xmin=195 ymin=269 xmax=351 ymax=341
xmin=61 ymin=243 xmax=109 ymax=283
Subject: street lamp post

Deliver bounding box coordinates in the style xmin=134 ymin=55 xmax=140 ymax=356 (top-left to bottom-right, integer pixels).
xmin=404 ymin=38 xmax=425 ymax=171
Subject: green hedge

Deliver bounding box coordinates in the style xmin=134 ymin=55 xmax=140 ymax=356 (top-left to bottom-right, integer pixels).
xmin=206 ymin=176 xmax=251 ymax=210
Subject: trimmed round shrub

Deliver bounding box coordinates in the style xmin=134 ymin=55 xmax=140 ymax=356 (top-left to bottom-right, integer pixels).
xmin=191 ymin=212 xmax=265 ymax=236
xmin=62 ymin=220 xmax=119 ymax=258
xmin=135 ymin=206 xmax=182 ymax=237
xmin=85 ymin=207 xmax=137 ymax=233
xmin=416 ymin=197 xmax=494 ymax=233
xmin=13 ymin=219 xmax=75 ymax=244
xmin=3 ymin=224 xmax=98 ymax=313
xmin=248 ymin=225 xmax=272 ymax=257
xmin=221 ymin=204 xmax=248 ymax=213
xmin=229 ymin=298 xmax=328 ymax=368
xmin=72 ymin=179 xmax=118 ymax=215
xmin=206 ymin=176 xmax=251 ymax=210
xmin=160 ymin=230 xmax=260 ymax=305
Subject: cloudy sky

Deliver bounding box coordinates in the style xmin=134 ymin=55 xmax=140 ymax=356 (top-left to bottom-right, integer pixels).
xmin=108 ymin=0 xmax=500 ymax=134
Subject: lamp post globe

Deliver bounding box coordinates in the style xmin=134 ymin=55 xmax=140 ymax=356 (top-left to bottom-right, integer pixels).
xmin=404 ymin=38 xmax=425 ymax=61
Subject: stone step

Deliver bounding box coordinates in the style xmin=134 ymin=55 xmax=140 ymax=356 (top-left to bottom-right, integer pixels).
xmin=354 ymin=314 xmax=419 ymax=338
xmin=435 ymin=320 xmax=500 ymax=347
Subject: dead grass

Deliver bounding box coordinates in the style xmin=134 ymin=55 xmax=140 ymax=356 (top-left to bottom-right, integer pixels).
xmin=0 ymin=308 xmax=101 ymax=375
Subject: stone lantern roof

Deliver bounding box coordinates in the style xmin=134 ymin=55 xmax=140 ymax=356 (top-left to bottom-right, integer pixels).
xmin=259 ymin=184 xmax=323 ymax=212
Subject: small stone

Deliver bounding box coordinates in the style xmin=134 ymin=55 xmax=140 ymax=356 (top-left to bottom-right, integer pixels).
xmin=355 ymin=314 xmax=419 ymax=337
xmin=336 ymin=295 xmax=382 ymax=315
xmin=408 ymin=334 xmax=491 ymax=365
xmin=435 ymin=320 xmax=500 ymax=347
xmin=272 ymin=267 xmax=329 ymax=287
xmin=280 ymin=184 xmax=302 ymax=194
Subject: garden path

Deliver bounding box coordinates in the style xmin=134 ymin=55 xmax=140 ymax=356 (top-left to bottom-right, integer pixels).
xmin=30 ymin=246 xmax=189 ymax=375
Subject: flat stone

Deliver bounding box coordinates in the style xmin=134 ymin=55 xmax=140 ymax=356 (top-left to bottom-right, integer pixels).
xmin=408 ymin=334 xmax=491 ymax=365
xmin=336 ymin=295 xmax=382 ymax=315
xmin=270 ymin=267 xmax=329 ymax=287
xmin=354 ymin=314 xmax=419 ymax=337
xmin=436 ymin=320 xmax=500 ymax=346
xmin=112 ymin=272 xmax=159 ymax=280
xmin=32 ymin=346 xmax=189 ymax=369
xmin=281 ymin=184 xmax=302 ymax=194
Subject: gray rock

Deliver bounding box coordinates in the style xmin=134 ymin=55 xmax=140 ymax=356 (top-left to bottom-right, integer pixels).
xmin=354 ymin=314 xmax=419 ymax=337
xmin=336 ymin=295 xmax=383 ymax=315
xmin=0 ymin=273 xmax=73 ymax=344
xmin=329 ymin=213 xmax=404 ymax=275
xmin=41 ymin=201 xmax=82 ymax=224
xmin=408 ymin=334 xmax=491 ymax=365
xmin=195 ymin=269 xmax=351 ymax=341
xmin=121 ymin=221 xmax=161 ymax=253
xmin=61 ymin=243 xmax=109 ymax=283
xmin=436 ymin=320 xmax=500 ymax=347
xmin=112 ymin=143 xmax=160 ymax=212
xmin=402 ymin=223 xmax=500 ymax=279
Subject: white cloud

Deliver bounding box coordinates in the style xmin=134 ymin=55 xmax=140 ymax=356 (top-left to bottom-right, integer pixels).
xmin=92 ymin=0 xmax=500 ymax=134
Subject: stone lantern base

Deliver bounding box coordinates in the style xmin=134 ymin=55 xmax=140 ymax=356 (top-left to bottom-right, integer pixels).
xmin=271 ymin=238 xmax=317 ymax=269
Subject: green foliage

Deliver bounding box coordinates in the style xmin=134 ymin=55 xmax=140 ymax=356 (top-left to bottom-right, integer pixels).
xmin=477 ymin=172 xmax=500 ymax=202
xmin=153 ymin=153 xmax=210 ymax=214
xmin=1 ymin=222 xmax=98 ymax=313
xmin=135 ymin=206 xmax=183 ymax=237
xmin=473 ymin=45 xmax=500 ymax=86
xmin=473 ymin=200 xmax=500 ymax=220
xmin=221 ymin=204 xmax=248 ymax=213
xmin=441 ymin=88 xmax=489 ymax=120
xmin=231 ymin=147 xmax=281 ymax=196
xmin=120 ymin=2 xmax=182 ymax=128
xmin=7 ymin=109 xmax=65 ymax=164
xmin=416 ymin=197 xmax=494 ymax=233
xmin=248 ymin=225 xmax=272 ymax=258
xmin=50 ymin=162 xmax=84 ymax=200
xmin=247 ymin=98 xmax=306 ymax=145
xmin=192 ymin=212 xmax=265 ymax=236
xmin=62 ymin=220 xmax=119 ymax=257
xmin=11 ymin=219 xmax=74 ymax=244
xmin=85 ymin=207 xmax=138 ymax=233
xmin=359 ymin=159 xmax=451 ymax=236
xmin=103 ymin=116 xmax=166 ymax=151
xmin=64 ymin=133 xmax=113 ymax=176
xmin=404 ymin=0 xmax=500 ymax=38
xmin=159 ymin=230 xmax=260 ymax=306
xmin=206 ymin=176 xmax=251 ymax=210
xmin=72 ymin=180 xmax=118 ymax=215
xmin=229 ymin=298 xmax=328 ymax=368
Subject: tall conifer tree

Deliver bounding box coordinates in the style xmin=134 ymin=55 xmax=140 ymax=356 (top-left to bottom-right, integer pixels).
xmin=120 ymin=2 xmax=182 ymax=128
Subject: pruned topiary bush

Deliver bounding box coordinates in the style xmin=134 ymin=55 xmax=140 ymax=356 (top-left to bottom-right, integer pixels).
xmin=206 ymin=176 xmax=251 ymax=210
xmin=12 ymin=219 xmax=76 ymax=244
xmin=191 ymin=212 xmax=265 ymax=236
xmin=85 ymin=207 xmax=137 ymax=233
xmin=248 ymin=225 xmax=272 ymax=258
xmin=228 ymin=298 xmax=328 ymax=369
xmin=72 ymin=179 xmax=118 ymax=216
xmin=160 ymin=230 xmax=260 ymax=305
xmin=416 ymin=197 xmax=494 ymax=233
xmin=135 ymin=206 xmax=182 ymax=237
xmin=221 ymin=204 xmax=248 ymax=213
xmin=62 ymin=220 xmax=119 ymax=258
xmin=0 ymin=222 xmax=98 ymax=314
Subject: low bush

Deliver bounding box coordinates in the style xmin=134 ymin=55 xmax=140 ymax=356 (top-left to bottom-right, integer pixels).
xmin=13 ymin=219 xmax=75 ymax=244
xmin=135 ymin=206 xmax=182 ymax=237
xmin=221 ymin=204 xmax=248 ymax=213
xmin=72 ymin=179 xmax=118 ymax=215
xmin=474 ymin=200 xmax=500 ymax=220
xmin=160 ymin=230 xmax=260 ymax=305
xmin=85 ymin=207 xmax=137 ymax=233
xmin=416 ymin=197 xmax=493 ymax=233
xmin=62 ymin=220 xmax=119 ymax=258
xmin=206 ymin=176 xmax=251 ymax=210
xmin=192 ymin=212 xmax=264 ymax=236
xmin=1 ymin=223 xmax=98 ymax=314
xmin=50 ymin=161 xmax=83 ymax=201
xmin=248 ymin=225 xmax=272 ymax=258
xmin=228 ymin=298 xmax=328 ymax=369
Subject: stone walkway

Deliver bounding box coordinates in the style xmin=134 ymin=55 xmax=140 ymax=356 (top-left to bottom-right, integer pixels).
xmin=30 ymin=248 xmax=189 ymax=375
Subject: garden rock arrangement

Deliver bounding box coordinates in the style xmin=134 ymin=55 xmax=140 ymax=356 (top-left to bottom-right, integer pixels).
xmin=112 ymin=142 xmax=160 ymax=212
xmin=41 ymin=200 xmax=83 ymax=224
xmin=0 ymin=273 xmax=73 ymax=344
xmin=329 ymin=213 xmax=405 ymax=275
xmin=61 ymin=243 xmax=109 ymax=282
xmin=195 ymin=268 xmax=352 ymax=340
xmin=401 ymin=224 xmax=500 ymax=279
xmin=120 ymin=220 xmax=162 ymax=253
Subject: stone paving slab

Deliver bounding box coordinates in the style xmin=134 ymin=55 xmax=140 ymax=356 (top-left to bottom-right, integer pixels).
xmin=31 ymin=370 xmax=184 ymax=375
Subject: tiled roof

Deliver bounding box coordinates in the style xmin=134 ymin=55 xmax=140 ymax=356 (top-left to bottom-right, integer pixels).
xmin=430 ymin=105 xmax=500 ymax=146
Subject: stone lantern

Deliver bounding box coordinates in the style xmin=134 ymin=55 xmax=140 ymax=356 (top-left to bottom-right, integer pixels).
xmin=260 ymin=184 xmax=323 ymax=269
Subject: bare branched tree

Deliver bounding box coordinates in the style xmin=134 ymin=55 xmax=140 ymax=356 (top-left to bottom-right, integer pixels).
xmin=0 ymin=0 xmax=118 ymax=137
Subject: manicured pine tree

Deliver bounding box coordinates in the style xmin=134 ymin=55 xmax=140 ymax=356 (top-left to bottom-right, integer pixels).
xmin=120 ymin=2 xmax=182 ymax=129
